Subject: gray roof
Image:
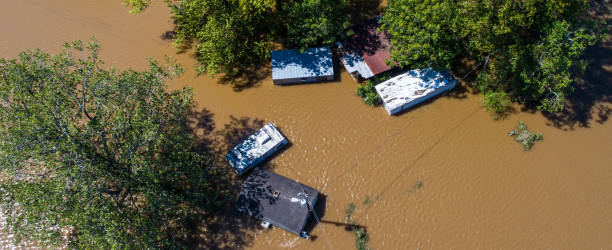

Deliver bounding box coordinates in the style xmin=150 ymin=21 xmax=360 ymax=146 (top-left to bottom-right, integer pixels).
xmin=236 ymin=169 xmax=319 ymax=235
xmin=271 ymin=47 xmax=334 ymax=80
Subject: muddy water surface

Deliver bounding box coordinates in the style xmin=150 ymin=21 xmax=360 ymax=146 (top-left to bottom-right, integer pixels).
xmin=1 ymin=1 xmax=612 ymax=249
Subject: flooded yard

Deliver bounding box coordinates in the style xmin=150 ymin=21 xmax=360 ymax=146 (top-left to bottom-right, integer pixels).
xmin=1 ymin=0 xmax=611 ymax=249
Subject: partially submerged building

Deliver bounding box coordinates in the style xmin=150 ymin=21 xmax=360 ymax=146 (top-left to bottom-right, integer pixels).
xmin=375 ymin=68 xmax=456 ymax=115
xmin=338 ymin=18 xmax=393 ymax=80
xmin=271 ymin=47 xmax=335 ymax=85
xmin=226 ymin=123 xmax=288 ymax=175
xmin=236 ymin=169 xmax=319 ymax=237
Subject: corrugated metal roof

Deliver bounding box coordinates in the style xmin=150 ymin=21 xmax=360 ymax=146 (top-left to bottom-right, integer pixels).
xmin=340 ymin=18 xmax=393 ymax=78
xmin=271 ymin=47 xmax=334 ymax=80
xmin=338 ymin=44 xmax=375 ymax=79
xmin=375 ymin=68 xmax=456 ymax=115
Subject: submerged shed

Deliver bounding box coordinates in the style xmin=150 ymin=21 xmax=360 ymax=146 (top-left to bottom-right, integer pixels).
xmin=236 ymin=169 xmax=319 ymax=237
xmin=225 ymin=123 xmax=288 ymax=175
xmin=375 ymin=68 xmax=456 ymax=115
xmin=338 ymin=18 xmax=393 ymax=80
xmin=271 ymin=47 xmax=334 ymax=85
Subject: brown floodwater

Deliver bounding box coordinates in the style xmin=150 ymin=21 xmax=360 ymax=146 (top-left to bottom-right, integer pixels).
xmin=1 ymin=1 xmax=611 ymax=249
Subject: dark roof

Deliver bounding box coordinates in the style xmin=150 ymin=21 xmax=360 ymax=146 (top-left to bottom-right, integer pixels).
xmin=236 ymin=169 xmax=319 ymax=235
xmin=343 ymin=18 xmax=393 ymax=75
xmin=271 ymin=47 xmax=334 ymax=80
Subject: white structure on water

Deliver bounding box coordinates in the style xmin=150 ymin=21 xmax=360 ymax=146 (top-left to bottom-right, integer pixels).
xmin=375 ymin=68 xmax=456 ymax=115
xmin=271 ymin=47 xmax=335 ymax=85
xmin=225 ymin=123 xmax=288 ymax=175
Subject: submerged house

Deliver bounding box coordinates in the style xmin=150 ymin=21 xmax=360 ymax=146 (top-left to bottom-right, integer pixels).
xmin=338 ymin=18 xmax=393 ymax=80
xmin=226 ymin=123 xmax=288 ymax=175
xmin=236 ymin=169 xmax=319 ymax=237
xmin=271 ymin=47 xmax=335 ymax=85
xmin=375 ymin=68 xmax=456 ymax=115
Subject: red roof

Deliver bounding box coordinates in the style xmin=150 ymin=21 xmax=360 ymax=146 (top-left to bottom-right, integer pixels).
xmin=343 ymin=19 xmax=393 ymax=76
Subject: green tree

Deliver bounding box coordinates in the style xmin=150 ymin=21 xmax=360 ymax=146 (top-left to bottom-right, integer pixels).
xmin=482 ymin=91 xmax=512 ymax=118
xmin=0 ymin=40 xmax=228 ymax=248
xmin=382 ymin=0 xmax=603 ymax=113
xmin=126 ymin=0 xmax=275 ymax=77
xmin=279 ymin=0 xmax=351 ymax=51
xmin=125 ymin=0 xmax=352 ymax=77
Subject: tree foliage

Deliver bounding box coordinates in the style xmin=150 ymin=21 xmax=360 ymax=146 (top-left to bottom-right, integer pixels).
xmin=279 ymin=0 xmax=351 ymax=51
xmin=482 ymin=91 xmax=512 ymax=118
xmin=382 ymin=0 xmax=604 ymax=113
xmin=170 ymin=0 xmax=275 ymax=76
xmin=124 ymin=0 xmax=351 ymax=77
xmin=0 ymin=40 xmax=229 ymax=248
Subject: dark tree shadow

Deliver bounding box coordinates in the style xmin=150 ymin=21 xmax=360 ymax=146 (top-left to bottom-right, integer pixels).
xmin=215 ymin=116 xmax=266 ymax=156
xmin=343 ymin=19 xmax=386 ymax=56
xmin=538 ymin=10 xmax=612 ymax=130
xmin=443 ymin=81 xmax=471 ymax=100
xmin=184 ymin=109 xmax=299 ymax=249
xmin=160 ymin=31 xmax=176 ymax=40
xmin=217 ymin=64 xmax=271 ymax=91
xmin=347 ymin=0 xmax=383 ymax=25
xmin=449 ymin=56 xmax=483 ymax=99
xmin=340 ymin=17 xmax=394 ymax=79
xmin=160 ymin=29 xmax=195 ymax=54
xmin=156 ymin=0 xmax=387 ymax=91
xmin=303 ymin=193 xmax=327 ymax=236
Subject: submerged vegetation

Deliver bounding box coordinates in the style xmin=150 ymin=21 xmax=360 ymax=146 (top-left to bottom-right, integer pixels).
xmin=0 ymin=40 xmax=229 ymax=248
xmin=363 ymin=196 xmax=372 ymax=205
xmin=345 ymin=202 xmax=371 ymax=250
xmin=356 ymin=72 xmax=393 ymax=106
xmin=353 ymin=227 xmax=370 ymax=250
xmin=405 ymin=180 xmax=424 ymax=194
xmin=345 ymin=202 xmax=357 ymax=222
xmin=356 ymin=80 xmax=380 ymax=106
xmin=509 ymin=121 xmax=544 ymax=150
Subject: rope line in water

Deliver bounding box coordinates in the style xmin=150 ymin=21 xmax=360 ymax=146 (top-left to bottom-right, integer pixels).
xmin=280 ymin=62 xmax=485 ymax=247
xmin=321 ymin=59 xmax=485 ymax=193
xmin=361 ymin=107 xmax=480 ymax=215
xmin=321 ymin=94 xmax=433 ymax=193
xmin=282 ymin=163 xmax=335 ymax=250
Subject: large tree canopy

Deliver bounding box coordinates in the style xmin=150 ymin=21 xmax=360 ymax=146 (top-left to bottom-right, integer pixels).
xmin=382 ymin=0 xmax=603 ymax=114
xmin=279 ymin=0 xmax=351 ymax=50
xmin=124 ymin=0 xmax=351 ymax=77
xmin=0 ymin=40 xmax=228 ymax=248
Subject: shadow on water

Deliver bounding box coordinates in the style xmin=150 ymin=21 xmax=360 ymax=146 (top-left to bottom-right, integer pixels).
xmin=525 ymin=5 xmax=612 ymax=130
xmin=304 ymin=194 xmax=364 ymax=242
xmin=537 ymin=35 xmax=612 ymax=130
xmin=217 ymin=64 xmax=271 ymax=91
xmin=303 ymin=193 xmax=327 ymax=236
xmin=159 ymin=29 xmax=270 ymax=90
xmin=448 ymin=18 xmax=611 ymax=125
xmin=185 ymin=108 xmax=293 ymax=249
xmin=156 ymin=0 xmax=386 ymax=91
xmin=340 ymin=17 xmax=392 ymax=81
xmin=347 ymin=0 xmax=383 ymax=25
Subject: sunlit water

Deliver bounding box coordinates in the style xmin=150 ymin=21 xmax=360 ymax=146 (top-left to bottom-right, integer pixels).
xmin=1 ymin=1 xmax=611 ymax=249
